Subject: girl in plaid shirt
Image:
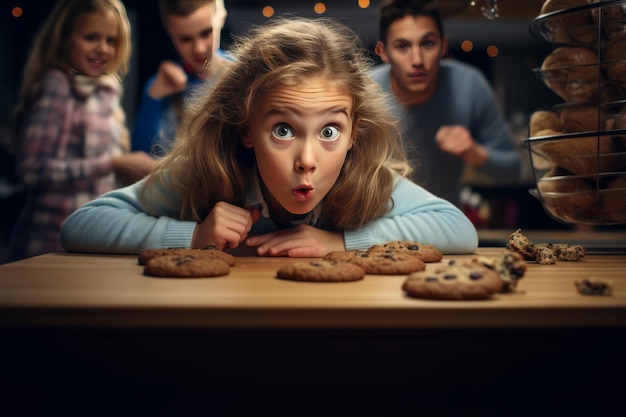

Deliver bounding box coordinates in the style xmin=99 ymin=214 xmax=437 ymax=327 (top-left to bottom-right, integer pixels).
xmin=9 ymin=0 xmax=156 ymax=261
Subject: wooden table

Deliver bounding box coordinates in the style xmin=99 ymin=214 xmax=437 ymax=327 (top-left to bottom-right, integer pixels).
xmin=1 ymin=248 xmax=625 ymax=415
xmin=1 ymin=248 xmax=625 ymax=329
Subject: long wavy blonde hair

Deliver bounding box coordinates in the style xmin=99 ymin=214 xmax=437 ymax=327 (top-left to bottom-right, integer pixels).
xmin=142 ymin=17 xmax=411 ymax=231
xmin=10 ymin=0 xmax=131 ymax=153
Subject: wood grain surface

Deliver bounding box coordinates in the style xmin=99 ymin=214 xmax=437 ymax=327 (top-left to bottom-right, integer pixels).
xmin=1 ymin=248 xmax=624 ymax=328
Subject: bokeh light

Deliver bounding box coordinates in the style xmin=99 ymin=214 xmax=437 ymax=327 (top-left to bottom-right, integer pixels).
xmin=262 ymin=6 xmax=274 ymax=18
xmin=358 ymin=0 xmax=371 ymax=8
xmin=12 ymin=6 xmax=23 ymax=17
xmin=486 ymin=45 xmax=499 ymax=57
xmin=314 ymin=3 xmax=326 ymax=14
xmin=461 ymin=40 xmax=473 ymax=52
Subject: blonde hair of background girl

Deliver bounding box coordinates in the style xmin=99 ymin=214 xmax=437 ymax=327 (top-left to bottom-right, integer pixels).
xmin=11 ymin=0 xmax=131 ymax=153
xmin=142 ymin=17 xmax=412 ymax=231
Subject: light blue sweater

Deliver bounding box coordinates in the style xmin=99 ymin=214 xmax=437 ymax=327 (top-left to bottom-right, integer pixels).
xmin=60 ymin=172 xmax=478 ymax=256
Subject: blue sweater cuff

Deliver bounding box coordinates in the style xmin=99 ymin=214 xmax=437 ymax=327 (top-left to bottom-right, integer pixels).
xmin=163 ymin=220 xmax=196 ymax=249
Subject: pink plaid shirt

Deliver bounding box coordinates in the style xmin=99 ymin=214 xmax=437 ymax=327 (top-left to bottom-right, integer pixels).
xmin=10 ymin=69 xmax=128 ymax=260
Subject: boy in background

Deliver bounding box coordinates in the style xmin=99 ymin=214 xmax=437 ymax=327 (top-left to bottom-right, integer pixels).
xmin=132 ymin=0 xmax=229 ymax=156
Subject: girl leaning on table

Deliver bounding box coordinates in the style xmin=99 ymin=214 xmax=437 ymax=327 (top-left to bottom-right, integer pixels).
xmin=8 ymin=0 xmax=156 ymax=261
xmin=60 ymin=17 xmax=479 ymax=258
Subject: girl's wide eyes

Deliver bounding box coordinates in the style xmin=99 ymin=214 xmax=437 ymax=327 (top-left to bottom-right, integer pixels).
xmin=272 ymin=124 xmax=294 ymax=140
xmin=319 ymin=125 xmax=340 ymax=141
xmin=270 ymin=124 xmax=340 ymax=141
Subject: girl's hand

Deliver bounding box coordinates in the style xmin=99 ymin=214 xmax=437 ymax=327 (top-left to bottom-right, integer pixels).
xmin=192 ymin=202 xmax=260 ymax=250
xmin=245 ymin=224 xmax=345 ymax=257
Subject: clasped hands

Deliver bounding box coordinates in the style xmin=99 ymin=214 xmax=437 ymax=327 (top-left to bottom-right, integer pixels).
xmin=192 ymin=201 xmax=345 ymax=257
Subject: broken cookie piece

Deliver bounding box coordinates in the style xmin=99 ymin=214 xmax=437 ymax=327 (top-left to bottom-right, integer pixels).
xmin=575 ymin=278 xmax=613 ymax=296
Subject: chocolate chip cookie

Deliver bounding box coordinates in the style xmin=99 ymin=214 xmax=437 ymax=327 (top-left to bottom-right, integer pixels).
xmin=143 ymin=255 xmax=231 ymax=278
xmin=324 ymin=250 xmax=426 ymax=275
xmin=402 ymin=260 xmax=503 ymax=300
xmin=367 ymin=240 xmax=443 ymax=263
xmin=471 ymin=251 xmax=527 ymax=293
xmin=276 ymin=260 xmax=366 ymax=282
xmin=138 ymin=247 xmax=236 ymax=266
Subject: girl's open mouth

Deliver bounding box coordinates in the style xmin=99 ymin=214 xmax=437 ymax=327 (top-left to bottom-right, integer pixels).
xmin=293 ymin=187 xmax=314 ymax=200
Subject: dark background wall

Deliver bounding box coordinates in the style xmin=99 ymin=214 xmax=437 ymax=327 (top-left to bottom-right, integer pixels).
xmin=1 ymin=0 xmax=559 ymax=131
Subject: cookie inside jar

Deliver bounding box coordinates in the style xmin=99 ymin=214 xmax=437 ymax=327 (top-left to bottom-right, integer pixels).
xmin=536 ymin=47 xmax=620 ymax=103
xmin=526 ymin=0 xmax=626 ymax=226
xmin=535 ymin=171 xmax=626 ymax=224
xmin=530 ymin=102 xmax=626 ymax=176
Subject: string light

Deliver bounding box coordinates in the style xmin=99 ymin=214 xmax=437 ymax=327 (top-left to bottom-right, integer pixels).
xmin=262 ymin=5 xmax=274 ymax=18
xmin=461 ymin=40 xmax=474 ymax=52
xmin=314 ymin=3 xmax=326 ymax=14
xmin=486 ymin=45 xmax=499 ymax=57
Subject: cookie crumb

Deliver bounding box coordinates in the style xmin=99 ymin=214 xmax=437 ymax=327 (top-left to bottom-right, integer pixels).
xmin=575 ymin=278 xmax=613 ymax=296
xmin=546 ymin=243 xmax=585 ymax=261
xmin=506 ymin=228 xmax=536 ymax=261
xmin=535 ymin=246 xmax=557 ymax=265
